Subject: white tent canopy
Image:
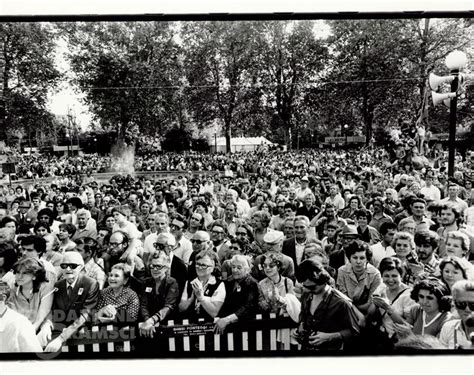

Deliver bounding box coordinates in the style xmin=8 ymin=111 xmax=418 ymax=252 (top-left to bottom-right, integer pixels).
xmin=209 ymin=136 xmax=274 ymax=153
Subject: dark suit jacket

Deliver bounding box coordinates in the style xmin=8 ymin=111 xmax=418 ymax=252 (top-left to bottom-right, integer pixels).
xmin=170 ymin=255 xmax=188 ymax=297
xmin=140 ymin=276 xmax=179 ymax=323
xmin=51 ymin=275 xmax=99 ymax=328
xmin=282 ymin=238 xmax=301 ymax=280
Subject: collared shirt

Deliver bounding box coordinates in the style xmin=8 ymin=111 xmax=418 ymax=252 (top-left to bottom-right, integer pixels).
xmin=336 ymin=263 xmax=382 ymax=302
xmin=325 ymin=195 xmax=346 ymax=211
xmin=295 ymin=238 xmax=307 ymax=266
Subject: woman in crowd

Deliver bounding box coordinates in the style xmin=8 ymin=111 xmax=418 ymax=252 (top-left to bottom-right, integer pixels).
xmin=444 ymin=230 xmax=470 ymax=259
xmin=399 ymin=277 xmax=452 ymax=337
xmin=139 ymin=251 xmax=179 ymax=337
xmin=250 ymin=211 xmax=272 ymax=254
xmin=258 ymin=252 xmax=298 ymax=315
xmin=439 ymin=257 xmax=471 ymax=295
xmin=179 ymin=250 xmax=225 ymax=322
xmin=215 ymin=254 xmax=259 ymax=334
xmin=55 ymin=201 xmax=71 ymax=224
xmin=391 ymin=231 xmax=419 ymax=285
xmin=336 ymin=241 xmax=382 ymax=314
xmin=6 ymin=257 xmax=54 ymax=332
xmin=341 ymin=195 xmax=363 ymax=220
xmin=95 ymin=263 xmax=140 ymax=324
xmin=397 ymin=218 xmax=416 ymax=236
xmin=369 ymin=257 xmax=416 ymax=347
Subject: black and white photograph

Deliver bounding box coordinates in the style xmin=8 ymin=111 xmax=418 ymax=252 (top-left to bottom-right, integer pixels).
xmin=0 ymin=2 xmax=474 ymax=372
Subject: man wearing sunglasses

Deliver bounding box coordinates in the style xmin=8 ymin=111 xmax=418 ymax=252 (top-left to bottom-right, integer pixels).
xmin=440 ymin=280 xmax=474 ymax=349
xmin=39 ymin=251 xmax=99 ymax=352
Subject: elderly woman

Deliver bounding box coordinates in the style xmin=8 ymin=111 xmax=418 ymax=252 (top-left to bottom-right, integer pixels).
xmin=139 ymin=251 xmax=179 ymax=338
xmin=95 ymin=263 xmax=139 ymax=324
xmin=369 ymin=257 xmax=417 ymax=347
xmin=215 ymin=254 xmax=259 ymax=334
xmin=336 ymin=241 xmax=382 ymax=314
xmin=179 ymin=250 xmax=225 ymax=322
xmin=294 ymin=258 xmax=360 ymax=350
xmin=6 ymin=257 xmax=54 ymax=332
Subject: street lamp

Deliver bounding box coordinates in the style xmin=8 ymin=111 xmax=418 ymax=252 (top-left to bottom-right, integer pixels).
xmin=344 ymin=124 xmax=349 ymax=147
xmin=430 ymin=50 xmax=468 ymax=177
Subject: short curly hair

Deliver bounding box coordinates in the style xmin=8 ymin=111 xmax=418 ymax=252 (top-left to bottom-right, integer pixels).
xmin=410 ymin=277 xmax=452 ymax=312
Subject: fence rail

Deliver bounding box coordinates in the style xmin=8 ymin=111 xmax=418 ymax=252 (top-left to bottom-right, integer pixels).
xmin=61 ymin=314 xmax=299 ymax=355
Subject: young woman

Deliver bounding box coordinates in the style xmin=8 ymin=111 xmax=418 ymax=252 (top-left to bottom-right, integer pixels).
xmin=7 ymin=257 xmax=53 ymax=332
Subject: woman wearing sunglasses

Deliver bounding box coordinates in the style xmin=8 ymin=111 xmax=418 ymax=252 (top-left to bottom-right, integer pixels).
xmin=139 ymin=251 xmax=179 ymax=338
xmin=179 ymin=250 xmax=225 ymax=322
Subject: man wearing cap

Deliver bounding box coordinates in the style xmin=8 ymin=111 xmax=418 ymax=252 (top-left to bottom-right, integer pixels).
xmin=170 ymin=216 xmax=193 ymax=266
xmin=0 ymin=281 xmax=42 ymax=352
xmin=296 ymin=176 xmax=312 ymax=204
xmin=329 ymin=225 xmax=359 ymax=272
xmin=153 ymin=232 xmax=187 ymax=297
xmin=251 ymin=230 xmax=295 ymax=281
xmin=39 ymin=251 xmax=99 ymax=352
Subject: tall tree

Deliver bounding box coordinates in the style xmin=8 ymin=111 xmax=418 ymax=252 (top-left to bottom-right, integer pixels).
xmin=254 ymin=21 xmax=328 ymax=148
xmin=63 ymin=21 xmax=182 ymax=145
xmin=0 ymin=23 xmax=61 ymax=146
xmin=181 ymin=21 xmax=262 ymax=153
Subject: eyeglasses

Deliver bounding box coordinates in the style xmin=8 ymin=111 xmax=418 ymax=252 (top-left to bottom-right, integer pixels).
xmin=212 ymin=230 xmax=224 ymax=235
xmin=153 ymin=243 xmax=167 ymax=250
xmin=454 ymin=300 xmax=474 ymax=311
xmin=108 ymin=242 xmax=123 ymax=248
xmin=149 ymin=264 xmax=167 ymax=270
xmin=229 ymin=246 xmax=241 ymax=251
xmin=191 ymin=239 xmax=206 ymax=244
xmin=236 ymin=232 xmax=247 ymax=236
xmin=196 ymin=263 xmax=213 ymax=269
xmin=60 ymin=263 xmax=81 ymax=270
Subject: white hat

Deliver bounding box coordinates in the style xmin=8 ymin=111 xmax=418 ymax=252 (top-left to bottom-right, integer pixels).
xmin=263 ymin=230 xmax=284 ymax=245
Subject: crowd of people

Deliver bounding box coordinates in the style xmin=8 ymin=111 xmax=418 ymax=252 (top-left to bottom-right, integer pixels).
xmin=1 ymin=132 xmax=474 ymax=354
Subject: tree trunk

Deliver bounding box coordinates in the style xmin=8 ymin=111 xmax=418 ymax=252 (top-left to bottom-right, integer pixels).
xmin=225 ymin=121 xmax=231 ymax=154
